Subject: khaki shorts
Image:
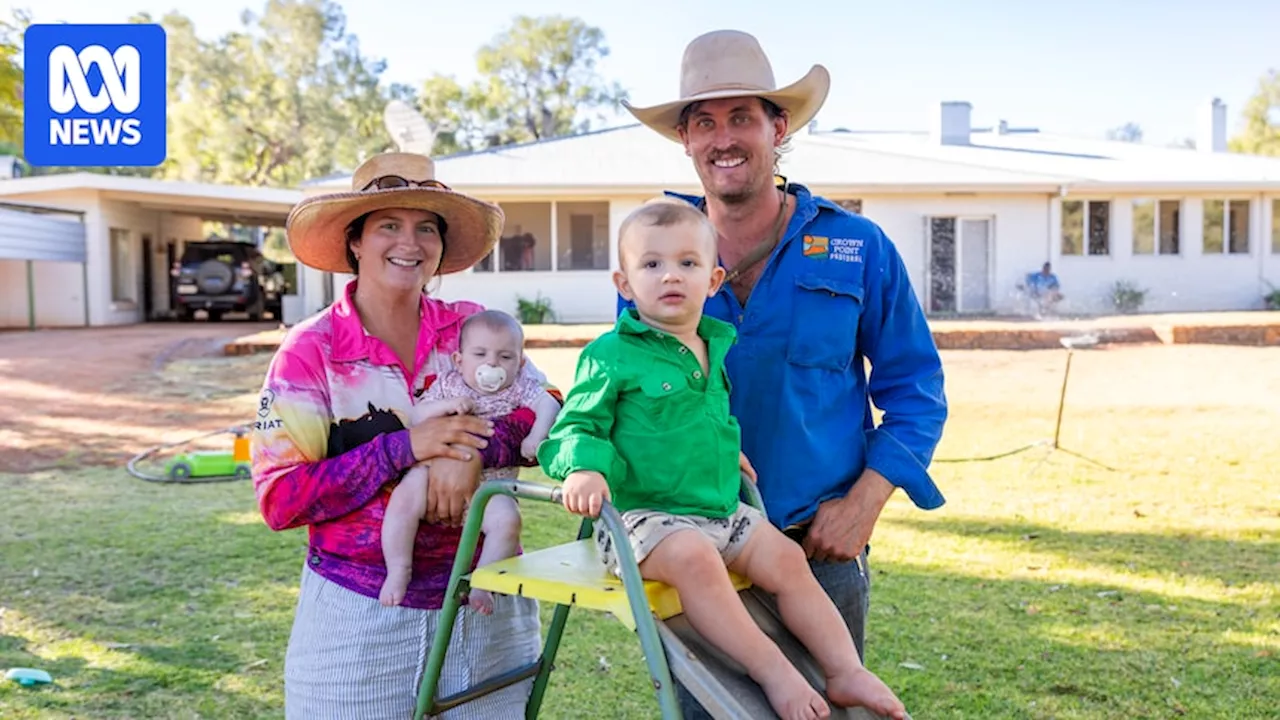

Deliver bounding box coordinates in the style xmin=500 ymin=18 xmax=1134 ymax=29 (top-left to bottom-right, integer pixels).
xmin=594 ymin=502 xmax=764 ymax=576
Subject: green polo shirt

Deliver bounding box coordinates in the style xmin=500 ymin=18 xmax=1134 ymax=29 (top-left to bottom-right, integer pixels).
xmin=538 ymin=308 xmax=742 ymax=518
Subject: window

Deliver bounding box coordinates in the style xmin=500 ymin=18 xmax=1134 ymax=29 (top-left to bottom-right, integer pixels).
xmin=1061 ymin=200 xmax=1110 ymax=256
xmin=556 ymin=202 xmax=609 ymax=271
xmin=1132 ymin=199 xmax=1180 ymax=255
xmin=1272 ymin=199 xmax=1279 ymax=254
xmin=110 ymin=228 xmax=134 ymax=303
xmin=835 ymin=198 xmax=863 ymax=214
xmin=472 ymin=202 xmax=553 ymax=273
xmin=470 ymin=201 xmax=610 ymax=272
xmin=1203 ymin=199 xmax=1250 ymax=255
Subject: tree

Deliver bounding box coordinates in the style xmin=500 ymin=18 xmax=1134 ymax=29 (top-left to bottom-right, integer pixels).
xmin=159 ymin=0 xmax=396 ymax=187
xmin=1105 ymin=122 xmax=1143 ymax=143
xmin=410 ymin=15 xmax=627 ymax=155
xmin=0 ymin=8 xmax=30 ymax=148
xmin=1229 ymin=68 xmax=1280 ymax=157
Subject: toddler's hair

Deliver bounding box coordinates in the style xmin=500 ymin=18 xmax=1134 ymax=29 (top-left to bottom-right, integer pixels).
xmin=617 ymin=197 xmax=718 ymax=262
xmin=460 ymin=309 xmax=525 ymax=348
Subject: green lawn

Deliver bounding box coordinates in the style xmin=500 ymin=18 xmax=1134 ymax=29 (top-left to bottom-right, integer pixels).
xmin=1 ymin=344 xmax=1277 ymax=718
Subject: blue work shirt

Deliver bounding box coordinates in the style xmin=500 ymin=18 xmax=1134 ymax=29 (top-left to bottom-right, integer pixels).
xmin=617 ymin=184 xmax=948 ymax=530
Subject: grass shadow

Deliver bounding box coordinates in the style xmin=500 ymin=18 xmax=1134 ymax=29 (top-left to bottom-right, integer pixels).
xmin=886 ymin=515 xmax=1279 ymax=591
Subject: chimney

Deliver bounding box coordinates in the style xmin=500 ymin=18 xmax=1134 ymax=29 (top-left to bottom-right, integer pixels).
xmin=932 ymin=101 xmax=971 ymax=146
xmin=1196 ymin=98 xmax=1227 ymax=153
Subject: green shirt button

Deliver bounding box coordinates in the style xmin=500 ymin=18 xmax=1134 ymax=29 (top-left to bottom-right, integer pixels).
xmin=693 ymin=370 xmax=703 ymax=379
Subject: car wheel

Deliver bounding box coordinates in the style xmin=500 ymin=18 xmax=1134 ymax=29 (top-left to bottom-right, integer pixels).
xmin=170 ymin=462 xmax=193 ymax=481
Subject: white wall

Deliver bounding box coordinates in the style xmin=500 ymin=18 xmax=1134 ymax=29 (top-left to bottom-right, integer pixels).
xmin=1051 ymin=194 xmax=1274 ymax=314
xmin=859 ymin=194 xmax=1050 ymax=314
xmin=296 ymin=191 xmax=1280 ymax=324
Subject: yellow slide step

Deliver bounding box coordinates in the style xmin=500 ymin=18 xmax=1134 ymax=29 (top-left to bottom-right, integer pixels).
xmin=469 ymin=539 xmax=751 ymax=631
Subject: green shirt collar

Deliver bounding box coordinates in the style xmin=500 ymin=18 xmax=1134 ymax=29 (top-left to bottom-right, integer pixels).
xmin=615 ymin=306 xmax=736 ymax=344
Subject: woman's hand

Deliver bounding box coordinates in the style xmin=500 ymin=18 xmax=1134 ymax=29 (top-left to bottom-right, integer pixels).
xmin=410 ymin=414 xmax=494 ymax=463
xmin=425 ymin=452 xmax=482 ymax=527
xmin=562 ymin=470 xmax=611 ymax=518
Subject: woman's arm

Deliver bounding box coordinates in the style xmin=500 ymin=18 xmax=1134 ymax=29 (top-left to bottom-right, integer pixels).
xmin=251 ymin=346 xmax=418 ymax=531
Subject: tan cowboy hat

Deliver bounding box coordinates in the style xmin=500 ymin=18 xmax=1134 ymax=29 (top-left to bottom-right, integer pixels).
xmin=622 ymin=30 xmax=830 ymax=143
xmin=286 ymin=152 xmax=503 ymax=275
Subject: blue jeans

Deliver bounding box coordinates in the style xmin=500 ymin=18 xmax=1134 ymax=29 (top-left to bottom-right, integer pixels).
xmin=674 ymin=548 xmax=871 ymax=718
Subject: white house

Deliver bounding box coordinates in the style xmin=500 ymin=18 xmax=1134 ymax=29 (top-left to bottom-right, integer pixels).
xmin=5 ymin=99 xmax=1277 ymax=330
xmin=305 ymin=98 xmax=1280 ymax=324
xmin=0 ymin=173 xmax=301 ymax=328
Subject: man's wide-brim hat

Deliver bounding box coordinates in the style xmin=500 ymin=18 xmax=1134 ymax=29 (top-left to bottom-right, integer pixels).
xmin=286 ymin=153 xmax=503 ymax=275
xmin=622 ymin=29 xmax=830 ymax=143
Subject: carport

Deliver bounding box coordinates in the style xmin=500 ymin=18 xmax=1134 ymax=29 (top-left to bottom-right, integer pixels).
xmin=0 ymin=201 xmax=88 ymax=330
xmin=0 ymin=173 xmax=304 ymax=328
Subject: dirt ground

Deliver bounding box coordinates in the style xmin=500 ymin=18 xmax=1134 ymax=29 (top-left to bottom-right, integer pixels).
xmin=0 ymin=322 xmax=278 ymax=473
xmin=3 ymin=323 xmax=1278 ymax=477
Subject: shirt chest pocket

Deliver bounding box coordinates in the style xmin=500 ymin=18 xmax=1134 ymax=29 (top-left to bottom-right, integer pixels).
xmin=636 ymin=373 xmax=702 ymax=430
xmin=786 ymin=273 xmax=864 ymax=371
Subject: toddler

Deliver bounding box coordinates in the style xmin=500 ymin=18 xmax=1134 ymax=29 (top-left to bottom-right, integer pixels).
xmin=380 ymin=309 xmax=561 ymax=613
xmin=538 ymin=200 xmax=906 ymax=720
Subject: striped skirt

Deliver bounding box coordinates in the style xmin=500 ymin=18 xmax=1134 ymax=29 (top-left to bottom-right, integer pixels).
xmin=284 ymin=565 xmax=542 ymax=719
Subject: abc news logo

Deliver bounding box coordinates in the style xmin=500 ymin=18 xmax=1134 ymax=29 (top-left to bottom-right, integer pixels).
xmin=24 ymin=24 xmax=166 ymax=167
xmin=48 ymin=44 xmax=144 ymax=147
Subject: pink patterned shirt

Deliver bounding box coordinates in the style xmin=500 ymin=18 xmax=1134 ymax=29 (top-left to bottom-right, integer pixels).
xmin=250 ymin=279 xmax=549 ymax=609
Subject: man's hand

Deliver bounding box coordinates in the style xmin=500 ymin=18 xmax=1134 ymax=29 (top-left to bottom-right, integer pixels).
xmin=425 ymin=451 xmax=482 ymax=527
xmin=562 ymin=470 xmax=610 ymax=518
xmin=802 ymin=468 xmax=895 ymax=562
xmin=738 ymin=451 xmax=758 ymax=484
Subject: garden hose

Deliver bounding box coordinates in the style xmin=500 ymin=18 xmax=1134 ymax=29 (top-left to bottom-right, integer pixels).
xmin=125 ymin=423 xmax=254 ymax=484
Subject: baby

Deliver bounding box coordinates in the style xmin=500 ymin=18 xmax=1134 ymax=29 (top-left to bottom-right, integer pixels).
xmin=538 ymin=200 xmax=906 ymax=720
xmin=380 ymin=309 xmax=561 ymax=613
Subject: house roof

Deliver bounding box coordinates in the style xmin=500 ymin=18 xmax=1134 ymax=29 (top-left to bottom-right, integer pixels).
xmin=0 ymin=171 xmax=302 ymax=204
xmin=0 ymin=172 xmax=303 ymax=225
xmin=310 ymin=121 xmax=1280 ymax=197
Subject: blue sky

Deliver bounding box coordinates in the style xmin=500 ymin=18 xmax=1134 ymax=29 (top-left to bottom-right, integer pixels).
xmin=13 ymin=0 xmax=1279 ymax=146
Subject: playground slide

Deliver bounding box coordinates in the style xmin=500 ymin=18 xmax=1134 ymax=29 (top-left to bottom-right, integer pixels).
xmin=657 ymin=587 xmax=910 ymax=720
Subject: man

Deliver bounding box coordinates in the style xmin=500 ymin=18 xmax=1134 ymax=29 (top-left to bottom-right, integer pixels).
xmin=618 ymin=29 xmax=948 ymax=716
xmin=1023 ymin=262 xmax=1064 ymax=317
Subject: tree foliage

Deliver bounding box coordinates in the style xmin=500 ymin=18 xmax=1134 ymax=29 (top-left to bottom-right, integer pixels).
xmin=0 ymin=8 xmax=30 ymax=148
xmin=3 ymin=7 xmax=626 ymax=181
xmin=156 ymin=0 xmax=393 ymax=187
xmin=1229 ymin=68 xmax=1280 ymax=157
xmin=1105 ymin=122 xmax=1143 ymax=143
xmin=411 ymin=15 xmax=627 ymax=155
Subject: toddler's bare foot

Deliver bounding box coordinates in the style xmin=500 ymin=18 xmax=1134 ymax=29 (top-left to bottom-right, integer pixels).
xmin=379 ymin=566 xmax=411 ymax=607
xmin=755 ymin=664 xmax=830 ymax=720
xmin=468 ymin=588 xmax=495 ymax=615
xmin=826 ymin=667 xmax=906 ymax=720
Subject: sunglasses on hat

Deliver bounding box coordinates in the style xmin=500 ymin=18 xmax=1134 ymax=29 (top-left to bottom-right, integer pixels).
xmin=361 ymin=175 xmax=451 ymax=192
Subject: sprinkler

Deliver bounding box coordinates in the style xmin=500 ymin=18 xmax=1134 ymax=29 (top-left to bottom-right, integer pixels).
xmin=126 ymin=424 xmax=254 ymax=484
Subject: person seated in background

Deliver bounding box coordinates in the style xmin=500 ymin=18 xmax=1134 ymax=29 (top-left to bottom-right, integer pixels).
xmin=1022 ymin=262 xmax=1064 ymax=317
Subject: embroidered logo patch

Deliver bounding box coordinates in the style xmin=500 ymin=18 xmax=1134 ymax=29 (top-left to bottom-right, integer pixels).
xmin=829 ymin=237 xmax=865 ymax=263
xmin=802 ymin=235 xmax=829 ymax=259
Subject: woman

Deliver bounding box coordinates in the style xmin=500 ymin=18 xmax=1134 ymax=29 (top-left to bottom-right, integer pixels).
xmin=252 ymin=152 xmax=546 ymax=718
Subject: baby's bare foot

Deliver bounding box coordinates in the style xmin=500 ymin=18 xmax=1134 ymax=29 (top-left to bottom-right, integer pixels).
xmin=826 ymin=667 xmax=906 ymax=720
xmin=755 ymin=665 xmax=830 ymax=720
xmin=468 ymin=589 xmax=495 ymax=615
xmin=379 ymin=567 xmax=411 ymax=607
